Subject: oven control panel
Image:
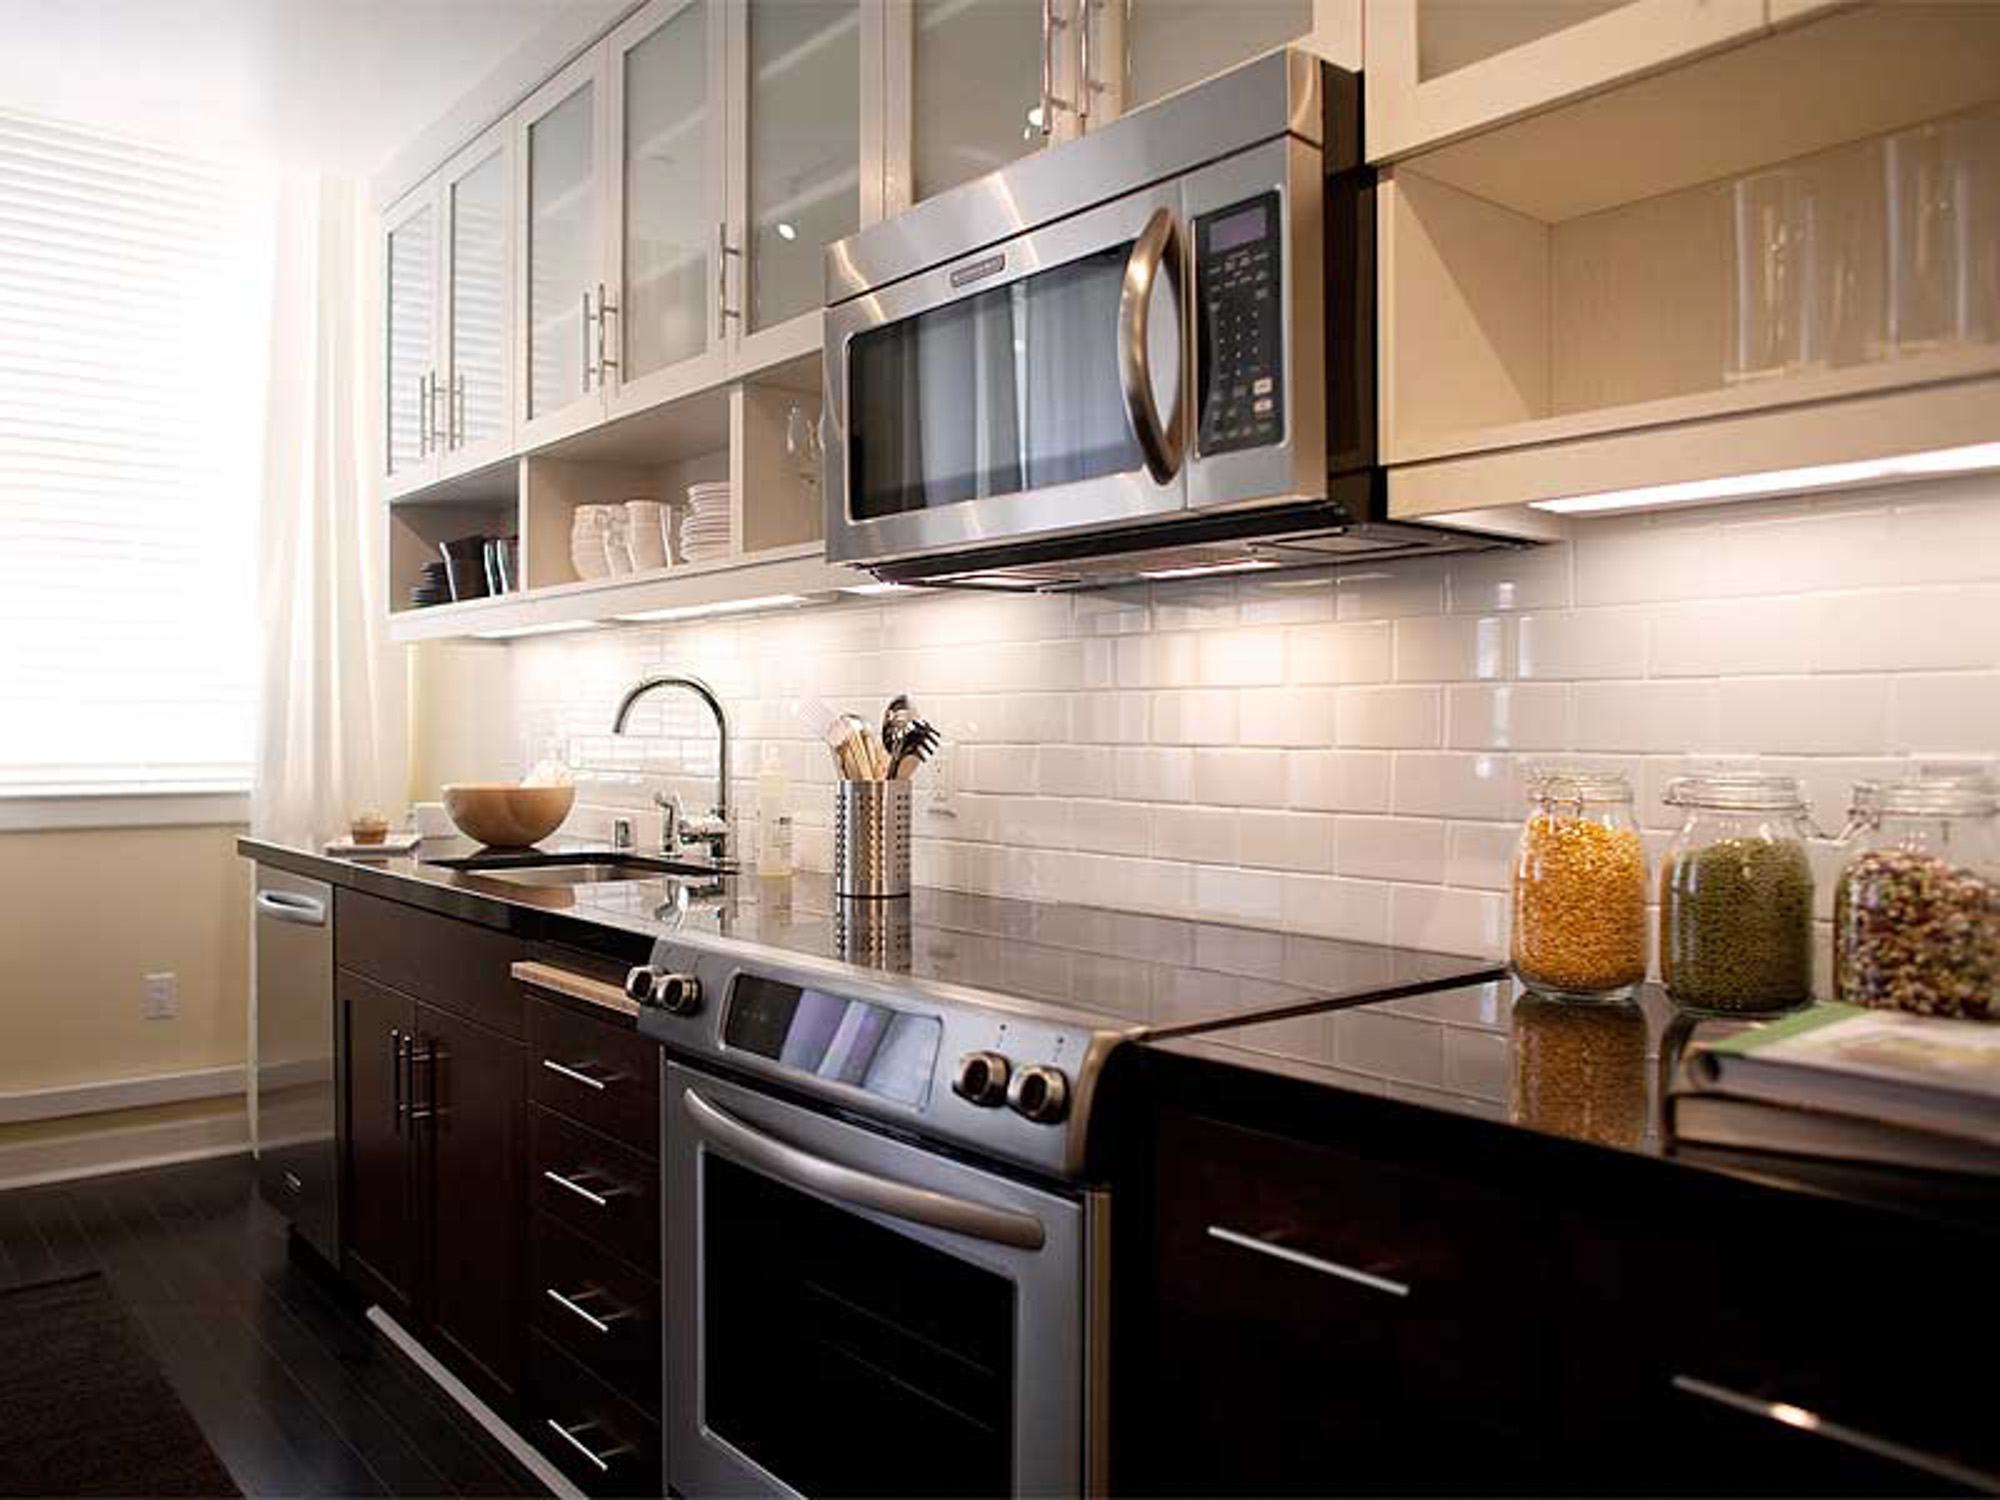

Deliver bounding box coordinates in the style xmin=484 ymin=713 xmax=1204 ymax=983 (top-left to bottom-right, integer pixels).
xmin=1196 ymin=190 xmax=1283 ymax=456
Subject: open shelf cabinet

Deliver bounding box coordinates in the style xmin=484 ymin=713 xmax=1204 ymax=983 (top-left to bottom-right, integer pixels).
xmin=1377 ymin=0 xmax=2000 ymax=519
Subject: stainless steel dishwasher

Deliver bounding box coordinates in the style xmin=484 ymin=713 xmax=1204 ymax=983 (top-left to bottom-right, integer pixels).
xmin=253 ymin=866 xmax=337 ymax=1263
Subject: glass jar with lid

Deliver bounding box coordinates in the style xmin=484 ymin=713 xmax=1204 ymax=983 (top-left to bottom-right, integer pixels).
xmin=1511 ymin=770 xmax=1649 ymax=1003
xmin=1659 ymin=774 xmax=1817 ymax=1016
xmin=1835 ymin=778 xmax=2000 ymax=1018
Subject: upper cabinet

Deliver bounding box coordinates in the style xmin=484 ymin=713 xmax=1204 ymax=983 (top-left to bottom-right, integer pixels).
xmin=385 ymin=121 xmax=517 ymax=495
xmin=1363 ymin=0 xmax=1768 ymax=163
xmin=1088 ymin=0 xmax=1317 ymax=121
xmin=517 ymin=52 xmax=609 ymax=449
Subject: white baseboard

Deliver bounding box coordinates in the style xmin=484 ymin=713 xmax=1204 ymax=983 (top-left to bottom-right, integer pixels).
xmin=0 ymin=1063 xmax=244 ymax=1126
xmin=0 ymin=1106 xmax=250 ymax=1192
xmin=366 ymin=1307 xmax=584 ymax=1500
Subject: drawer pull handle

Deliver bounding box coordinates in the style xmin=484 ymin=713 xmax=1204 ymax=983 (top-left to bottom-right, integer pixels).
xmin=542 ymin=1058 xmax=610 ymax=1092
xmin=542 ymin=1168 xmax=618 ymax=1208
xmin=1207 ymin=1225 xmax=1411 ymax=1300
xmin=546 ymin=1285 xmax=625 ymax=1335
xmin=1670 ymin=1376 xmax=2000 ymax=1492
xmin=545 ymin=1417 xmax=630 ymax=1474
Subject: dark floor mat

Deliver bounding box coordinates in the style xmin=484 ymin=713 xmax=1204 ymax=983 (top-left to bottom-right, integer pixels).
xmin=0 ymin=1269 xmax=239 ymax=1497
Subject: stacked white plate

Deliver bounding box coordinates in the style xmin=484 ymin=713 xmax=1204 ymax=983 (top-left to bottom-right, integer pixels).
xmin=681 ymin=481 xmax=732 ymax=563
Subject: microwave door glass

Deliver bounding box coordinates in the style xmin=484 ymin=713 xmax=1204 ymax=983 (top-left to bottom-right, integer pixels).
xmin=847 ymin=242 xmax=1180 ymax=519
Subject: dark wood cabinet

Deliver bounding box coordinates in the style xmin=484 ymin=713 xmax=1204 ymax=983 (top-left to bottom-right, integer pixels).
xmin=418 ymin=1002 xmax=527 ymax=1403
xmin=338 ymin=970 xmax=417 ymax=1320
xmin=333 ymin=889 xmax=530 ymax=1411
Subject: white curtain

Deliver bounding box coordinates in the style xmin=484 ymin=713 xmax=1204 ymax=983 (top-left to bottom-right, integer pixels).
xmin=252 ymin=174 xmax=407 ymax=846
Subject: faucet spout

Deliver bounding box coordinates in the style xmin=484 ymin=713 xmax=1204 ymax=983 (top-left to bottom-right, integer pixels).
xmin=611 ymin=673 xmax=731 ymax=864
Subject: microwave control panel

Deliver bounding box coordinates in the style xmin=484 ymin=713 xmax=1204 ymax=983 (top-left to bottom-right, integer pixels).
xmin=1195 ymin=190 xmax=1283 ymax=456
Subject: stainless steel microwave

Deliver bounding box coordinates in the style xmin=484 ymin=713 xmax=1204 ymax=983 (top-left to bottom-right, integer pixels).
xmin=822 ymin=48 xmax=1497 ymax=588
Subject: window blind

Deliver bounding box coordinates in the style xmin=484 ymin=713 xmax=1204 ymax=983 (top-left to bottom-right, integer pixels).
xmin=0 ymin=110 xmax=272 ymax=794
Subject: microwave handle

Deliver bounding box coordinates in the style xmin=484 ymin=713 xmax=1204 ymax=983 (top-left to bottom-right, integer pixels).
xmin=682 ymin=1086 xmax=1048 ymax=1252
xmin=1118 ymin=208 xmax=1185 ymax=486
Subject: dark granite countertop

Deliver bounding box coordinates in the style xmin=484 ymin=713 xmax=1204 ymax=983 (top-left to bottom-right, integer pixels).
xmin=1141 ymin=977 xmax=2000 ymax=1235
xmin=238 ymin=834 xmax=1501 ymax=1039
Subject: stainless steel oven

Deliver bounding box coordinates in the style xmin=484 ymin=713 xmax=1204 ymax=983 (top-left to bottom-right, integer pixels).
xmin=822 ymin=49 xmax=1483 ymax=587
xmin=665 ymin=1060 xmax=1101 ymax=1498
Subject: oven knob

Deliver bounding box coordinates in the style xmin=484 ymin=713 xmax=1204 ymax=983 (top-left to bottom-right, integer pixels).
xmin=653 ymin=972 xmax=702 ymax=1016
xmin=1006 ymin=1065 xmax=1070 ymax=1125
xmin=953 ymin=1051 xmax=1011 ymax=1108
xmin=623 ymin=965 xmax=660 ymax=1003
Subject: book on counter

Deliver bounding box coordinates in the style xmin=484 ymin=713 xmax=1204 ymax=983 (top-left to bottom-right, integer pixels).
xmin=1670 ymin=1003 xmax=2000 ymax=1177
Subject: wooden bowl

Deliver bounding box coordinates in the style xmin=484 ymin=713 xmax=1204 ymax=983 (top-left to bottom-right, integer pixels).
xmin=441 ymin=783 xmax=575 ymax=848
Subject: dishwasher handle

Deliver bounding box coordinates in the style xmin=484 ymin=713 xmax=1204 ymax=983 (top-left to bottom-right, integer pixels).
xmin=256 ymin=890 xmax=328 ymax=927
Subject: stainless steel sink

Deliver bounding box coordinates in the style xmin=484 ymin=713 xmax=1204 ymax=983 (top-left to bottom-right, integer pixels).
xmin=427 ymin=852 xmax=727 ymax=886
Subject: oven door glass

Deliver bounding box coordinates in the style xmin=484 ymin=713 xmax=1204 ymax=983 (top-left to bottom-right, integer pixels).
xmin=704 ymin=1152 xmax=1015 ymax=1497
xmin=826 ymin=181 xmax=1188 ymax=567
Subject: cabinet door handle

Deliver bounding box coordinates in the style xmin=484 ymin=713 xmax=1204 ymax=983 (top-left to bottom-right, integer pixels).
xmin=580 ymin=287 xmax=595 ymax=391
xmin=546 ymin=1285 xmax=626 ymax=1335
xmin=1670 ymin=1376 xmax=2000 ymax=1492
xmin=1206 ymin=1225 xmax=1411 ymax=1300
xmin=1038 ymin=0 xmax=1071 ymax=136
xmin=390 ymin=1028 xmax=406 ymax=1133
xmin=596 ymin=280 xmax=618 ymax=377
xmin=545 ymin=1418 xmax=630 ymax=1474
xmin=408 ymin=1037 xmax=442 ymax=1123
xmin=542 ymin=1058 xmax=609 ymax=1092
xmin=715 ymin=222 xmax=740 ymax=340
xmin=1076 ymin=0 xmax=1093 ymax=126
xmin=451 ymin=371 xmax=465 ymax=448
xmin=542 ymin=1168 xmax=615 ymax=1208
xmin=416 ymin=373 xmax=431 ymax=456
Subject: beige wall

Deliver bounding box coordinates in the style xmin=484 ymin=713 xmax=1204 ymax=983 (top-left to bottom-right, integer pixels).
xmin=0 ymin=823 xmax=250 ymax=1092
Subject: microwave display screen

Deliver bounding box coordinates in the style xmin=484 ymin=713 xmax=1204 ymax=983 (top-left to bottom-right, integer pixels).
xmin=1207 ymin=203 xmax=1269 ymax=254
xmin=725 ymin=975 xmax=941 ymax=1107
xmin=1196 ymin=190 xmax=1283 ymax=457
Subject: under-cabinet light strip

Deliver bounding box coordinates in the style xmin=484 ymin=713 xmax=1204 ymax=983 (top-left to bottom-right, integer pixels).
xmin=612 ymin=592 xmax=810 ymax=623
xmin=472 ymin=620 xmax=601 ymax=640
xmin=1528 ymin=441 xmax=2000 ymax=515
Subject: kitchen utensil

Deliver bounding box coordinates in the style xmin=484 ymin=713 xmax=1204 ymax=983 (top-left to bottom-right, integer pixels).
xmin=882 ymin=694 xmax=915 ymax=764
xmin=891 ymin=719 xmax=939 ymax=780
xmin=440 ymin=783 xmax=576 ymax=848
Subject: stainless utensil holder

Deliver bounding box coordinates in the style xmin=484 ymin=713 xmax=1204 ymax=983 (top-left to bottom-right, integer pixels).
xmin=834 ymin=781 xmax=911 ymax=899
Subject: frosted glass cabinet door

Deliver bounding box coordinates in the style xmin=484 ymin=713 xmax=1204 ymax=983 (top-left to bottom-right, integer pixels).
xmin=1109 ymin=0 xmax=1315 ymax=114
xmin=911 ymin=0 xmax=1065 ymax=203
xmin=384 ymin=192 xmax=438 ymax=487
xmin=444 ymin=132 xmax=511 ymax=470
xmin=616 ymin=0 xmax=719 ymax=392
xmin=523 ymin=69 xmax=600 ymax=432
xmin=745 ymin=0 xmax=860 ymax=335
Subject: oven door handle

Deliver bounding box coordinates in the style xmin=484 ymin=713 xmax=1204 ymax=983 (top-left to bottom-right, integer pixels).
xmin=682 ymin=1088 xmax=1047 ymax=1252
xmin=1118 ymin=207 xmax=1185 ymax=486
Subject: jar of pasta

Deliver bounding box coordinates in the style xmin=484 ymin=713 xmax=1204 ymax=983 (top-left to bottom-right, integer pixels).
xmin=1511 ymin=770 xmax=1648 ymax=1003
xmin=1835 ymin=778 xmax=2000 ymax=1019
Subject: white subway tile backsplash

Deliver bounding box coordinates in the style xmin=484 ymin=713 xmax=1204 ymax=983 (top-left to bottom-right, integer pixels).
xmin=1516 ymin=608 xmax=1649 ymax=680
xmin=1337 ymin=685 xmax=1442 ymax=748
xmin=1152 ymin=689 xmax=1239 ymax=745
xmin=1445 ymin=684 xmax=1570 ymax=750
xmin=1394 ymin=615 xmax=1510 ymax=682
xmin=485 ymin=479 xmax=1999 ymax=1007
xmin=1287 ymin=749 xmax=1393 ymax=812
xmin=1237 ymin=687 xmax=1338 ymax=747
xmin=1239 ymin=810 xmax=1336 ymax=873
xmin=1192 ymin=748 xmax=1288 ymax=808
xmin=1286 ymin=620 xmax=1393 ymax=684
xmin=1335 ymin=815 xmax=1447 ymax=883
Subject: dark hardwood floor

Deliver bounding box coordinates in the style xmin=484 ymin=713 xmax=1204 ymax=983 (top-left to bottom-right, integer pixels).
xmin=0 ymin=1153 xmax=546 ymax=1498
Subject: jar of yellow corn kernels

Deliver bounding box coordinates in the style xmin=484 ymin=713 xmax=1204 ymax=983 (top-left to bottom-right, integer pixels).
xmin=1512 ymin=770 xmax=1649 ymax=1003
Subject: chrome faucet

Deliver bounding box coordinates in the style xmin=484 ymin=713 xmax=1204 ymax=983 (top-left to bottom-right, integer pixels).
xmin=611 ymin=673 xmax=731 ymax=866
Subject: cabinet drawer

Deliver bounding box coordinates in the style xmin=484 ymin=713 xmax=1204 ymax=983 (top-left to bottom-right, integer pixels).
xmin=1155 ymin=1111 xmax=1552 ymax=1415
xmin=530 ymin=1107 xmax=659 ymax=1276
xmin=526 ymin=1333 xmax=661 ymax=1499
xmin=530 ymin=1212 xmax=660 ymax=1416
xmin=336 ymin=889 xmax=526 ymax=1037
xmin=527 ymin=996 xmax=659 ymax=1156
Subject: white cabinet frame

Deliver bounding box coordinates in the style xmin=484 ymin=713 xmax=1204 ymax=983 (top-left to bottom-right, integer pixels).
xmin=438 ymin=120 xmax=518 ymax=481
xmin=382 ymin=184 xmax=445 ymax=500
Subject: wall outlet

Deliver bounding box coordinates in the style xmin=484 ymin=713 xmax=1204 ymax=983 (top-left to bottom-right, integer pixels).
xmin=926 ymin=740 xmax=959 ymax=818
xmin=143 ymin=972 xmax=177 ymax=1020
